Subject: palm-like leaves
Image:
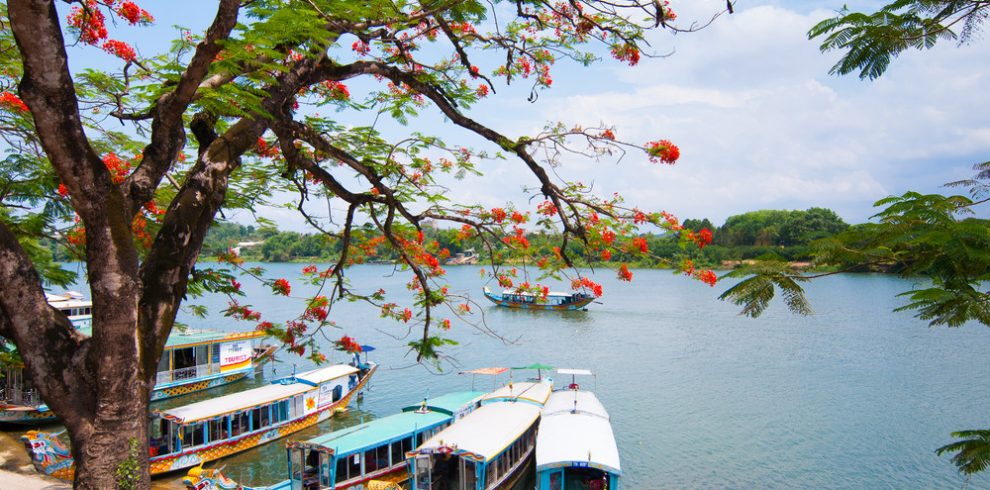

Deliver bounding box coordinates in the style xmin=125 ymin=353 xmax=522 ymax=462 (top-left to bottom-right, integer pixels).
xmin=937 ymin=430 xmax=990 ymax=475
xmin=808 ymin=0 xmax=989 ymax=79
xmin=718 ymin=262 xmax=811 ymax=318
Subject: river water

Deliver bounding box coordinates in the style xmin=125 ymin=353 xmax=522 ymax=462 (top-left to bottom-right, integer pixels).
xmin=19 ymin=264 xmax=990 ymax=488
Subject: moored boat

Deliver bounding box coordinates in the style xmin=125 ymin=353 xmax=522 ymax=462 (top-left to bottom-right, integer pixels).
xmin=482 ymin=287 xmax=594 ymax=311
xmin=0 ymin=327 xmax=274 ymax=425
xmin=183 ymin=390 xmax=486 ymax=490
xmin=409 ymin=378 xmax=553 ymax=490
xmin=535 ymin=369 xmax=620 ymax=490
xmin=21 ymin=360 xmax=376 ymax=479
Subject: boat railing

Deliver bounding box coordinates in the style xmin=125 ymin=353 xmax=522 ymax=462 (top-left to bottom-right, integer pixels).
xmin=156 ymin=364 xmax=222 ymax=384
xmin=2 ymin=388 xmax=44 ymax=407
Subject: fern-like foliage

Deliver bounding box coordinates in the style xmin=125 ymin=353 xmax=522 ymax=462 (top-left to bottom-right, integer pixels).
xmin=809 ymin=0 xmax=988 ymax=79
xmin=937 ymin=430 xmax=990 ymax=475
xmin=718 ymin=261 xmax=810 ymax=318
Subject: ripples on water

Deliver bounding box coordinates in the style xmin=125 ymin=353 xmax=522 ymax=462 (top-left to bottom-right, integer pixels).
xmin=30 ymin=266 xmax=990 ymax=488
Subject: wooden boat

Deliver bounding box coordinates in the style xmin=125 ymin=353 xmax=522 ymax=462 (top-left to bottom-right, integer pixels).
xmin=482 ymin=286 xmax=595 ymax=311
xmin=408 ymin=379 xmax=553 ymax=490
xmin=21 ymin=360 xmax=376 ymax=479
xmin=536 ymin=369 xmax=621 ymax=490
xmin=0 ymin=327 xmax=275 ymax=425
xmin=182 ymin=390 xmax=486 ymax=490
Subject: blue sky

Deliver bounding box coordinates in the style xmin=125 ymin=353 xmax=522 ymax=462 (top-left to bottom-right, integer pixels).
xmin=61 ymin=0 xmax=990 ymax=230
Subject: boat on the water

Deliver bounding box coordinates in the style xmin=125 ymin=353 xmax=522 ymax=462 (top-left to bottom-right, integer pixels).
xmin=0 ymin=326 xmax=275 ymax=425
xmin=482 ymin=287 xmax=594 ymax=311
xmin=183 ymin=390 xmax=486 ymax=490
xmin=535 ymin=369 xmax=621 ymax=490
xmin=408 ymin=378 xmax=553 ymax=490
xmin=21 ymin=359 xmax=376 ymax=479
xmin=45 ymin=291 xmax=93 ymax=327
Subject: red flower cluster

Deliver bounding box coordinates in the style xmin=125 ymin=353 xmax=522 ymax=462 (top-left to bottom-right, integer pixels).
xmin=102 ymin=39 xmax=136 ymax=61
xmin=501 ymin=226 xmax=530 ymax=249
xmin=601 ymin=249 xmax=612 ymax=261
xmin=335 ymin=335 xmax=362 ymax=354
xmin=302 ymin=264 xmax=318 ymax=275
xmin=571 ymin=277 xmax=603 ymax=297
xmin=323 ymin=80 xmax=350 ymax=100
xmin=476 ymin=84 xmax=489 ymax=98
xmin=0 ymin=92 xmax=28 ymax=113
xmin=537 ymin=200 xmax=557 ymax=216
xmin=646 ymin=139 xmax=680 ymax=165
xmin=631 ymin=237 xmax=648 ymax=254
xmin=102 ymin=153 xmax=131 ymax=183
xmin=225 ymin=301 xmax=262 ymax=321
xmin=57 ymin=183 xmax=70 ymax=198
xmin=116 ymin=1 xmax=153 ymax=24
xmin=510 ymin=211 xmax=527 ymax=224
xmin=611 ymin=44 xmax=640 ymax=66
xmin=352 ymin=41 xmax=370 ymax=55
xmin=272 ymin=278 xmax=291 ymax=296
xmin=490 ymin=208 xmax=507 ymax=223
xmin=401 ymin=308 xmax=413 ymax=322
xmin=256 ymin=138 xmax=281 ymax=158
xmin=601 ymin=129 xmax=616 ymax=140
xmin=696 ymin=269 xmax=717 ymax=287
xmin=67 ymin=3 xmax=108 ymax=44
xmin=698 ymin=228 xmax=713 ymax=248
xmin=498 ymin=275 xmax=513 ymax=288
xmin=618 ymin=263 xmax=633 ymax=281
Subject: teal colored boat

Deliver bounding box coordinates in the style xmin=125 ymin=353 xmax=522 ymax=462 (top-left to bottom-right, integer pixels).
xmin=482 ymin=287 xmax=594 ymax=311
xmin=183 ymin=391 xmax=486 ymax=490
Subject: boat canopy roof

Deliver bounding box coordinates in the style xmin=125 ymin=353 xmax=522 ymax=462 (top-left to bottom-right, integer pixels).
xmin=481 ymin=381 xmax=552 ymax=406
xmin=501 ymin=289 xmax=576 ymax=298
xmin=536 ymin=391 xmax=620 ymax=474
xmin=400 ymin=391 xmax=486 ymax=415
xmin=300 ymin=391 xmax=484 ymax=456
xmin=73 ymin=326 xmax=264 ymax=349
xmin=416 ymin=402 xmax=541 ymax=462
xmin=157 ymin=365 xmax=357 ymax=423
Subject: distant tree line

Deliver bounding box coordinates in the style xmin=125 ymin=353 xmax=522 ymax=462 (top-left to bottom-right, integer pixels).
xmin=197 ymin=207 xmax=851 ymax=268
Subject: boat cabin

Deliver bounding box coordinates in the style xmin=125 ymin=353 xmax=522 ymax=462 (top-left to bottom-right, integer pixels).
xmin=152 ymin=329 xmax=266 ymax=392
xmin=284 ymin=391 xmax=485 ymax=489
xmin=149 ymin=365 xmax=359 ymax=458
xmin=410 ymin=381 xmax=552 ymax=490
xmin=536 ymin=386 xmax=621 ymax=489
xmin=45 ymin=292 xmax=93 ymax=327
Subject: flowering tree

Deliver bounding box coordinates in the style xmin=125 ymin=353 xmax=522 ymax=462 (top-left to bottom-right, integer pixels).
xmin=0 ymin=0 xmax=729 ymax=487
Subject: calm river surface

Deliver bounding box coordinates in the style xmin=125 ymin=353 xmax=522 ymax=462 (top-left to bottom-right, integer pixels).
xmin=25 ymin=264 xmax=990 ymax=488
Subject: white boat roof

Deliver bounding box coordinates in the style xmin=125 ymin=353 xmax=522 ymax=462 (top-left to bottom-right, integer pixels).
xmin=46 ymin=292 xmax=92 ymax=309
xmin=158 ymin=364 xmax=357 ymax=423
xmin=481 ymin=381 xmax=552 ymax=405
xmin=557 ymin=368 xmax=593 ymax=376
xmin=536 ymin=391 xmax=620 ymax=474
xmin=417 ymin=402 xmax=542 ymax=462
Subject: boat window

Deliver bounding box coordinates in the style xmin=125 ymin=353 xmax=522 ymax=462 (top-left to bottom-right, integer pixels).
xmin=462 ymin=460 xmax=477 ymax=489
xmin=250 ymin=407 xmax=262 ymax=431
xmin=365 ymin=444 xmax=388 ymax=473
xmin=149 ymin=419 xmax=169 ymax=456
xmin=291 ymin=394 xmax=304 ymax=418
xmin=182 ymin=422 xmax=205 ymax=448
xmin=211 ymin=344 xmax=220 ymax=365
xmin=346 ymin=453 xmax=360 ymax=481
xmin=335 ymin=455 xmax=349 ymax=483
xmin=273 ymin=400 xmax=289 ymax=424
xmin=304 ymin=449 xmax=320 ymax=483
xmin=208 ymin=417 xmax=228 ymax=442
xmin=231 ymin=411 xmax=246 ymax=437
xmin=196 ymin=345 xmax=209 ymax=368
xmin=290 ymin=447 xmax=304 ymax=481
xmin=332 ymin=385 xmax=343 ymax=403
xmin=320 ymin=451 xmax=332 ymax=487
xmin=260 ymin=404 xmax=271 ymax=427
xmin=172 ymin=347 xmax=196 ymax=378
xmin=156 ymin=351 xmax=170 ymax=375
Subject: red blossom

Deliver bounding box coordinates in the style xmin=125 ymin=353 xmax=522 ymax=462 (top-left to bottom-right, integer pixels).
xmin=440 ymin=319 xmax=451 ymax=330
xmin=116 ymin=1 xmax=153 ymax=24
xmin=0 ymin=92 xmax=29 ymax=113
xmin=323 ymin=80 xmax=350 ymax=100
xmin=697 ymin=228 xmax=713 ymax=248
xmin=697 ymin=269 xmax=717 ymax=287
xmin=631 ymin=237 xmax=648 ymax=254
xmin=618 ymin=263 xmax=633 ymax=281
xmin=601 ymin=249 xmax=612 ymax=261
xmin=646 ymin=139 xmax=680 ymax=165
xmin=352 ymin=40 xmax=370 ymax=55
xmin=57 ymin=183 xmax=70 ymax=198
xmin=67 ymin=4 xmax=108 ymax=44
xmin=401 ymin=308 xmax=413 ymax=322
xmin=601 ymin=129 xmax=616 ymax=140
xmin=490 ymin=208 xmax=507 ymax=223
xmin=510 ymin=211 xmax=527 ymax=224
xmin=272 ymin=278 xmax=291 ymax=296
xmin=537 ymin=200 xmax=557 ymax=216
xmin=102 ymin=39 xmax=136 ymax=61
xmin=476 ymin=84 xmax=489 ymax=97
xmin=302 ymin=264 xmax=318 ymax=275
xmin=335 ymin=335 xmax=362 ymax=354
